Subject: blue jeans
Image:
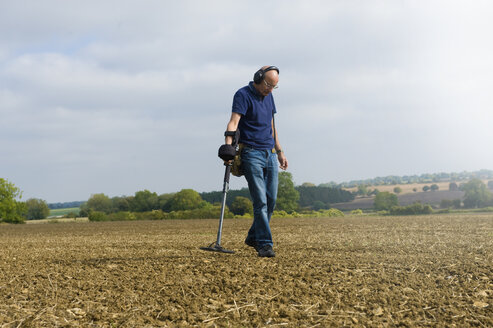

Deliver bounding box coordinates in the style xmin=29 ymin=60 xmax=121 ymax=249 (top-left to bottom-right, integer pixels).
xmin=241 ymin=147 xmax=278 ymax=247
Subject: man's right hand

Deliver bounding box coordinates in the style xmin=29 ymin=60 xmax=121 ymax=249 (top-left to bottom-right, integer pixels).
xmin=218 ymin=144 xmax=236 ymax=162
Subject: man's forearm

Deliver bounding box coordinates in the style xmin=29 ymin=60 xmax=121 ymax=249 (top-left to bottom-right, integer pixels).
xmin=225 ymin=113 xmax=241 ymax=144
xmin=225 ymin=121 xmax=237 ymax=144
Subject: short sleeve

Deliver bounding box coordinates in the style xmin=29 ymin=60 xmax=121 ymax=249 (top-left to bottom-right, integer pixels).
xmin=232 ymin=90 xmax=248 ymax=115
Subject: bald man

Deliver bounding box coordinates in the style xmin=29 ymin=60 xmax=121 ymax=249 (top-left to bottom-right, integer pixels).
xmin=224 ymin=66 xmax=288 ymax=257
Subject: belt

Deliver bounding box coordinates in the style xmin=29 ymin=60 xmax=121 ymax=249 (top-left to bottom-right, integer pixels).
xmin=240 ymin=144 xmax=276 ymax=153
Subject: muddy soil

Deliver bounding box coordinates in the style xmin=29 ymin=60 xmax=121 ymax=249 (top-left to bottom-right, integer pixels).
xmin=0 ymin=214 xmax=491 ymax=327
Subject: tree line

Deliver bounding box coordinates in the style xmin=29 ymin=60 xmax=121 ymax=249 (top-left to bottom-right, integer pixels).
xmin=321 ymin=169 xmax=493 ymax=188
xmin=79 ymin=172 xmax=351 ymax=218
xmin=48 ymin=201 xmax=85 ymax=209
xmin=3 ymin=173 xmax=492 ymax=223
xmin=1 ymin=173 xmax=351 ymax=223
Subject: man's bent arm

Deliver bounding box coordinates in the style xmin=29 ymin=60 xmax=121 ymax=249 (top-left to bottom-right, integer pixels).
xmin=225 ymin=112 xmax=242 ymax=144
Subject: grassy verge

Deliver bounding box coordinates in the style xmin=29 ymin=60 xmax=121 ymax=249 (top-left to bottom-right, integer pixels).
xmin=49 ymin=207 xmax=80 ymax=217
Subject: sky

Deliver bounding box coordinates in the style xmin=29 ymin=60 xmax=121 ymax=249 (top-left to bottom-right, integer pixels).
xmin=1 ymin=1 xmax=493 ymax=203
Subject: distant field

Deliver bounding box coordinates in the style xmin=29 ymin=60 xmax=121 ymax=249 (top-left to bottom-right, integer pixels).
xmin=344 ymin=179 xmax=490 ymax=194
xmin=337 ymin=179 xmax=493 ymax=210
xmin=26 ymin=217 xmax=88 ymax=224
xmin=345 ymin=181 xmax=454 ymax=194
xmin=48 ymin=207 xmax=80 ymax=217
xmin=332 ymin=190 xmax=466 ymax=210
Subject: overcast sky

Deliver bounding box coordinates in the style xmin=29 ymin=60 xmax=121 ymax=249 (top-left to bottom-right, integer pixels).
xmin=1 ymin=1 xmax=493 ymax=203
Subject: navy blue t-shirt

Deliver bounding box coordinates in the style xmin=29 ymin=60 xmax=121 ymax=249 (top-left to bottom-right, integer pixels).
xmin=232 ymin=81 xmax=277 ymax=149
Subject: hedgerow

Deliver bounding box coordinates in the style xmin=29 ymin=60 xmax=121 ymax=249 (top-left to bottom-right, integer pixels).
xmin=88 ymin=206 xmax=232 ymax=222
xmin=273 ymin=208 xmax=344 ymax=218
xmin=389 ymin=203 xmax=433 ymax=215
xmin=87 ymin=207 xmax=347 ymax=222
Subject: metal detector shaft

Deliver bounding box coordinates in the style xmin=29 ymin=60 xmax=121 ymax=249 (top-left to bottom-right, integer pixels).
xmin=200 ymin=162 xmax=234 ymax=254
xmin=215 ymin=164 xmax=231 ymax=246
xmin=200 ymin=129 xmax=239 ymax=254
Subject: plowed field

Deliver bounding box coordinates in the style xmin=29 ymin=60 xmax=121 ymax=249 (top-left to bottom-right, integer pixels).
xmin=1 ymin=214 xmax=492 ymax=327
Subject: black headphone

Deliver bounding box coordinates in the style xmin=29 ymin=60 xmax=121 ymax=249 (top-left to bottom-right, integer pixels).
xmin=253 ymin=66 xmax=279 ymax=84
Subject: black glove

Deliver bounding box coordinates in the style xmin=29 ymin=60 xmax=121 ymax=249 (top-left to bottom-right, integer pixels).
xmin=218 ymin=144 xmax=236 ymax=161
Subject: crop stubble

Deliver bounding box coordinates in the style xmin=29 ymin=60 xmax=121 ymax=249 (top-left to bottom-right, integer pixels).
xmin=0 ymin=214 xmax=491 ymax=327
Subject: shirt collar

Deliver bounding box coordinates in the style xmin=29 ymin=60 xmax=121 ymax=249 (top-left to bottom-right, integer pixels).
xmin=248 ymin=81 xmax=264 ymax=99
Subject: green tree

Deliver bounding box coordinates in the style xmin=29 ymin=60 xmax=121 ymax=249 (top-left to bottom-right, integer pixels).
xmin=462 ymin=179 xmax=492 ymax=208
xmin=112 ymin=196 xmax=131 ymax=212
xmin=449 ymin=182 xmax=458 ymax=191
xmin=422 ymin=185 xmax=430 ymax=192
xmin=158 ymin=193 xmax=174 ymax=211
xmin=374 ymin=191 xmax=398 ymax=211
xmin=82 ymin=193 xmax=112 ymax=214
xmin=430 ymin=184 xmax=439 ymax=191
xmin=276 ymin=172 xmax=300 ymax=213
xmin=200 ymin=188 xmax=251 ymax=209
xmin=131 ymin=190 xmax=159 ymax=212
xmin=297 ymin=186 xmax=354 ymax=207
xmin=312 ymin=200 xmax=327 ymax=211
xmin=230 ymin=196 xmax=253 ymax=215
xmin=369 ymin=188 xmax=379 ymax=196
xmin=25 ymin=198 xmax=50 ymax=220
xmin=0 ymin=178 xmax=25 ymax=223
xmin=318 ymin=181 xmax=339 ymax=188
xmin=357 ymin=184 xmax=369 ymax=196
xmin=301 ymin=182 xmax=316 ymax=187
xmin=393 ymin=186 xmax=402 ymax=194
xmin=169 ymin=189 xmax=204 ymax=211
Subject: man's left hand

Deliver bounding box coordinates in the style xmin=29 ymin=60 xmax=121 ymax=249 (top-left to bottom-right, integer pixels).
xmin=278 ymin=153 xmax=288 ymax=170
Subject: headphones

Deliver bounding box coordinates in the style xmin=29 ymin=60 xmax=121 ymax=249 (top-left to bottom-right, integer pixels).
xmin=253 ymin=66 xmax=279 ymax=84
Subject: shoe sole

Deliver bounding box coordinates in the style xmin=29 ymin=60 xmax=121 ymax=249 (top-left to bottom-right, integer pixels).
xmin=258 ymin=253 xmax=275 ymax=258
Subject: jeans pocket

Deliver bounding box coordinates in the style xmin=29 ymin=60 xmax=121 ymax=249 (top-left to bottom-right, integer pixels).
xmin=242 ymin=147 xmax=253 ymax=156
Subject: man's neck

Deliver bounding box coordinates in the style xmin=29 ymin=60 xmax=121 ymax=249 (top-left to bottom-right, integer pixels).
xmin=252 ymin=83 xmax=265 ymax=99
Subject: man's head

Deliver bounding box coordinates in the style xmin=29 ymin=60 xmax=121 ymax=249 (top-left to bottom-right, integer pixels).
xmin=253 ymin=66 xmax=279 ymax=97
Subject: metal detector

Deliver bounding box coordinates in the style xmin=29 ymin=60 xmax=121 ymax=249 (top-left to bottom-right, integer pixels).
xmin=200 ymin=130 xmax=240 ymax=254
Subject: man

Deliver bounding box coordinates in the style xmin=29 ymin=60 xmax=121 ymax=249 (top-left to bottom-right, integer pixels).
xmin=222 ymin=66 xmax=288 ymax=257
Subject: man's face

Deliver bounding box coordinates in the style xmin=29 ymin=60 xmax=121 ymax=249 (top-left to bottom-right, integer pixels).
xmin=257 ymin=72 xmax=279 ymax=97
